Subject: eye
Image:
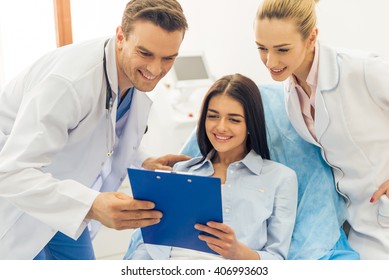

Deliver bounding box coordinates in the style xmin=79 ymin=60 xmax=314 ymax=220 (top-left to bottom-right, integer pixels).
xmin=163 ymin=57 xmax=175 ymax=62
xmin=229 ymin=118 xmax=241 ymax=124
xmin=278 ymin=48 xmax=289 ymax=53
xmin=139 ymin=50 xmax=152 ymax=57
xmin=206 ymin=113 xmax=218 ymax=119
xmin=257 ymin=46 xmax=268 ymax=52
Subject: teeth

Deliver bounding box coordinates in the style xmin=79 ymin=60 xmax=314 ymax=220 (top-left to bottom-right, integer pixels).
xmin=272 ymin=68 xmax=284 ymax=73
xmin=215 ymin=135 xmax=231 ymax=140
xmin=141 ymin=70 xmax=156 ymax=80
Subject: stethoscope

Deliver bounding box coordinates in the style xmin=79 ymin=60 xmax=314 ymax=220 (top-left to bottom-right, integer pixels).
xmin=103 ymin=39 xmax=114 ymax=157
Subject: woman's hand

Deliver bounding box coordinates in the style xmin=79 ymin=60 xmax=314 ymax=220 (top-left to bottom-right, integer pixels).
xmin=194 ymin=222 xmax=260 ymax=260
xmin=370 ymin=180 xmax=389 ymax=203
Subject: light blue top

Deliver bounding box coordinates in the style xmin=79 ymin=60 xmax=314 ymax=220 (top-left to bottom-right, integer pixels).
xmin=116 ymin=87 xmax=134 ymax=121
xmin=124 ymin=149 xmax=298 ymax=260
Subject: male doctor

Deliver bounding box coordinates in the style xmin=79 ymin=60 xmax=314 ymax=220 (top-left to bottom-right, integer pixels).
xmin=0 ymin=0 xmax=189 ymax=259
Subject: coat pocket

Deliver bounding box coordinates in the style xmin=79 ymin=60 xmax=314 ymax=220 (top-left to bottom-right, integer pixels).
xmin=0 ymin=198 xmax=23 ymax=239
xmin=378 ymin=195 xmax=389 ymax=228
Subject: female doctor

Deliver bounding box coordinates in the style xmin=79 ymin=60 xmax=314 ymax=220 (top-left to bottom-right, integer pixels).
xmin=0 ymin=0 xmax=189 ymax=260
xmin=254 ymin=0 xmax=389 ymax=259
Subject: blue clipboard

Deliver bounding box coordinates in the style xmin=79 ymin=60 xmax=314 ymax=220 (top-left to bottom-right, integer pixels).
xmin=127 ymin=168 xmax=223 ymax=254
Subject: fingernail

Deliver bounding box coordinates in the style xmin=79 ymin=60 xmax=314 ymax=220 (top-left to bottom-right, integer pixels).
xmin=370 ymin=197 xmax=374 ymax=203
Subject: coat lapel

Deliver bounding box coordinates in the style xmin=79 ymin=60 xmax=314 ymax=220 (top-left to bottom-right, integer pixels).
xmin=314 ymin=43 xmax=340 ymax=142
xmin=284 ymin=81 xmax=317 ymax=144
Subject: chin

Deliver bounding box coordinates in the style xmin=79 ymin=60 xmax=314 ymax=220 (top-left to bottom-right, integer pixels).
xmin=270 ymin=74 xmax=288 ymax=82
xmin=135 ymin=82 xmax=158 ymax=92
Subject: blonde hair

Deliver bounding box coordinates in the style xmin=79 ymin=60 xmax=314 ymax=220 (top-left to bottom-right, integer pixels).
xmin=256 ymin=0 xmax=319 ymax=39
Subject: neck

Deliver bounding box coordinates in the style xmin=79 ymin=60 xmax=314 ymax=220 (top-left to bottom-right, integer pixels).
xmin=294 ymin=47 xmax=316 ymax=97
xmin=212 ymin=149 xmax=247 ymax=166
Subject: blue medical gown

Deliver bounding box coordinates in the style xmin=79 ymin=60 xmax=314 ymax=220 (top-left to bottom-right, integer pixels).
xmin=179 ymin=84 xmax=358 ymax=260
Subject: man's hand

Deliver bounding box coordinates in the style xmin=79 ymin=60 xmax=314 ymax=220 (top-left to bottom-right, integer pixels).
xmin=86 ymin=192 xmax=162 ymax=230
xmin=142 ymin=154 xmax=191 ymax=171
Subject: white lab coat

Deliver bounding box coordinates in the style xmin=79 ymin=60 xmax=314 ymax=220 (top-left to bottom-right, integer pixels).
xmin=284 ymin=42 xmax=389 ymax=259
xmin=0 ymin=37 xmax=152 ymax=259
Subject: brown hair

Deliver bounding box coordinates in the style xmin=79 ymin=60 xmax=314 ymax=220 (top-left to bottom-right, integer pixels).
xmin=121 ymin=0 xmax=188 ymax=39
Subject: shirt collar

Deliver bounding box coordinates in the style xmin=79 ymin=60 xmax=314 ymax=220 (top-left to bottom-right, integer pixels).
xmin=239 ymin=150 xmax=263 ymax=176
xmin=190 ymin=149 xmax=263 ymax=176
xmin=189 ymin=150 xmax=215 ymax=172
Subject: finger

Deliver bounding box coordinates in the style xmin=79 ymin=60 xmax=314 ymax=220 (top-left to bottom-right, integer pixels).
xmin=206 ymin=221 xmax=230 ymax=233
xmin=167 ymin=154 xmax=191 ymax=165
xmin=125 ymin=199 xmax=157 ymax=210
xmin=121 ymin=209 xmax=163 ymax=221
xmin=198 ymin=233 xmax=227 ymax=250
xmin=194 ymin=223 xmax=220 ymax=237
xmin=196 ymin=222 xmax=230 ymax=236
xmin=155 ymin=165 xmax=172 ymax=171
xmin=195 ymin=225 xmax=228 ymax=242
xmin=116 ymin=217 xmax=161 ymax=230
xmin=370 ymin=180 xmax=389 ymax=203
xmin=112 ymin=210 xmax=163 ymax=230
xmin=206 ymin=243 xmax=224 ymax=255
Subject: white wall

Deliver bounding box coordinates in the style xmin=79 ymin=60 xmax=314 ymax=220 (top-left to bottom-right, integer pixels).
xmin=1 ymin=0 xmax=389 ymax=88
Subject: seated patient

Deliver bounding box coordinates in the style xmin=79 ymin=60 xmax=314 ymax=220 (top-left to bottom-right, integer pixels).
xmin=178 ymin=84 xmax=360 ymax=260
xmin=125 ymin=74 xmax=298 ymax=260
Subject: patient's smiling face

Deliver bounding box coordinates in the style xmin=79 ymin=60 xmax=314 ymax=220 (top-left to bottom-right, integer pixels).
xmin=205 ymin=94 xmax=248 ymax=161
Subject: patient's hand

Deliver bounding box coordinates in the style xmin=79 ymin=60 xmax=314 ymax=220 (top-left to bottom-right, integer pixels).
xmin=195 ymin=222 xmax=260 ymax=260
xmin=142 ymin=154 xmax=191 ymax=171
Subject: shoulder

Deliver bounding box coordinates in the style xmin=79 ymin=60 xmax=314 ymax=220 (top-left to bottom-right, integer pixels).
xmin=245 ymin=151 xmax=297 ymax=182
xmin=261 ymin=159 xmax=298 ymax=195
xmin=262 ymin=159 xmax=297 ymax=179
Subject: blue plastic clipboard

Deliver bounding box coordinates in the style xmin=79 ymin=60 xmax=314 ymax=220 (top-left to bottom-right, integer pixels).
xmin=127 ymin=168 xmax=223 ymax=254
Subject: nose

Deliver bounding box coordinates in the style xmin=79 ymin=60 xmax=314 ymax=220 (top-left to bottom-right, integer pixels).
xmin=147 ymin=59 xmax=162 ymax=76
xmin=265 ymin=52 xmax=277 ymax=69
xmin=216 ymin=118 xmax=227 ymax=132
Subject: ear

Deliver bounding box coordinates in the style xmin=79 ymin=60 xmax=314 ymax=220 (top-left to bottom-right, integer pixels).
xmin=307 ymin=27 xmax=318 ymax=49
xmin=116 ymin=26 xmax=125 ymax=49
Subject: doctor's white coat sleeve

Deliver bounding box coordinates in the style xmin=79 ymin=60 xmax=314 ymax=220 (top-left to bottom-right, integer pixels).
xmin=0 ymin=75 xmax=99 ymax=239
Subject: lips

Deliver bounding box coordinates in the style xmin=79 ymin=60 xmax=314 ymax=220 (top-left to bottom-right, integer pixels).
xmin=214 ymin=134 xmax=232 ymax=141
xmin=139 ymin=69 xmax=157 ymax=81
xmin=270 ymin=66 xmax=287 ymax=75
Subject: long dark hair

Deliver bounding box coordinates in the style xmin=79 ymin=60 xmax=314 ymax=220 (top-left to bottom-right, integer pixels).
xmin=197 ymin=73 xmax=270 ymax=161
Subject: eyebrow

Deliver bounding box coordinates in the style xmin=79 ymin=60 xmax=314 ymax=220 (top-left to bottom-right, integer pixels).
xmin=137 ymin=46 xmax=179 ymax=59
xmin=208 ymin=108 xmax=245 ymax=118
xmin=255 ymin=41 xmax=292 ymax=48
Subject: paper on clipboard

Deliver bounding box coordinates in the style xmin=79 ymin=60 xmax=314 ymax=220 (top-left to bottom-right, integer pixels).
xmin=127 ymin=168 xmax=223 ymax=254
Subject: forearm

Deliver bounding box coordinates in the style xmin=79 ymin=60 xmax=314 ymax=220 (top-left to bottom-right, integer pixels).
xmin=0 ymin=168 xmax=98 ymax=238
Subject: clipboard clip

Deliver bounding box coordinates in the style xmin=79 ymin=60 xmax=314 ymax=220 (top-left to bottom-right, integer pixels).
xmin=155 ymin=169 xmax=192 ymax=175
xmin=154 ymin=169 xmax=193 ymax=182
